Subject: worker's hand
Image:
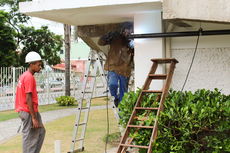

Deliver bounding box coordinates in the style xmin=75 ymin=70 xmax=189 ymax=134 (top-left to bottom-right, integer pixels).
xmin=128 ymin=40 xmax=134 ymax=49
xmin=32 ymin=118 xmax=40 ymax=129
xmin=108 ymin=31 xmax=119 ymax=39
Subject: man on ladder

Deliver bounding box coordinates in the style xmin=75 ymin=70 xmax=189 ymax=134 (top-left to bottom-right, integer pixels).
xmin=97 ymin=21 xmax=134 ymax=110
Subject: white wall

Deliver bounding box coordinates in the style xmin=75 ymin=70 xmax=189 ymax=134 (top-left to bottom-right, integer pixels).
xmin=171 ymin=22 xmax=230 ymax=94
xmin=134 ymin=12 xmax=165 ymax=90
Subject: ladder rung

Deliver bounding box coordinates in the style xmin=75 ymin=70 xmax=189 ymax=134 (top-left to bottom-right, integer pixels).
xmin=90 ymin=58 xmax=96 ymax=61
xmin=91 ymin=58 xmax=106 ymax=61
xmin=120 ymin=144 xmax=149 ymax=149
xmin=142 ymin=90 xmax=162 ymax=93
xmin=100 ymin=59 xmax=106 ymax=61
xmin=75 ymin=138 xmax=84 ymax=142
xmin=83 ymin=91 xmax=93 ymax=93
xmin=135 ymin=107 xmax=158 ymax=110
xmin=151 ymin=58 xmax=179 ymax=63
xmin=134 ymin=117 xmax=149 ymax=120
xmin=87 ymin=75 xmax=96 ymax=78
xmin=81 ymin=107 xmax=90 ymax=110
xmin=149 ymin=74 xmax=167 ymax=79
xmin=127 ymin=125 xmax=154 ymax=129
xmin=78 ymin=122 xmax=86 ymax=126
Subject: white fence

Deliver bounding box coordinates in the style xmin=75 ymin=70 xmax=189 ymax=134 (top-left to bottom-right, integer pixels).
xmin=0 ymin=67 xmax=108 ymax=111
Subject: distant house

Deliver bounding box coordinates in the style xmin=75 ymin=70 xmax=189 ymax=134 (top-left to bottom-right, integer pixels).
xmin=51 ymin=41 xmax=90 ymax=73
xmin=59 ymin=41 xmax=90 ymax=60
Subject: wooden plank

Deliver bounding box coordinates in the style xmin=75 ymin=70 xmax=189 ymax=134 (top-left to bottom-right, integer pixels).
xmin=128 ymin=125 xmax=154 ymax=129
xmin=149 ymin=74 xmax=167 ymax=79
xmin=142 ymin=90 xmax=163 ymax=93
xmin=151 ymin=58 xmax=179 ymax=63
xmin=135 ymin=107 xmax=158 ymax=110
xmin=142 ymin=62 xmax=158 ymax=90
xmin=120 ymin=144 xmax=149 ymax=149
xmin=134 ymin=117 xmax=149 ymax=120
xmin=157 ymin=61 xmax=176 ymax=116
xmin=148 ymin=121 xmax=158 ymax=153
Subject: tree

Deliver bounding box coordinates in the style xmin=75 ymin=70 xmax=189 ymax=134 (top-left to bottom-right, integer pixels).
xmin=16 ymin=25 xmax=63 ymax=67
xmin=64 ymin=24 xmax=71 ymax=96
xmin=0 ymin=11 xmax=17 ymax=67
xmin=0 ymin=0 xmax=63 ymax=67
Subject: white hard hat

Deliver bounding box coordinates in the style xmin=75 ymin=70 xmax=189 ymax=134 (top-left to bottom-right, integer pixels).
xmin=25 ymin=51 xmax=43 ymax=63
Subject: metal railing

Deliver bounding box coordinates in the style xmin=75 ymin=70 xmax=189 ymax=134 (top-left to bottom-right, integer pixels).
xmin=0 ymin=67 xmax=108 ymax=111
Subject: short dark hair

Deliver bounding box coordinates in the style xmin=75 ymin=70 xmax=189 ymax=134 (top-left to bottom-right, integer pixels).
xmin=29 ymin=61 xmax=41 ymax=66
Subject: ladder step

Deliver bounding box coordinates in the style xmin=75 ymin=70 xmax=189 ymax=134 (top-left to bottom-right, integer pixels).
xmin=78 ymin=122 xmax=86 ymax=126
xmin=82 ymin=107 xmax=90 ymax=110
xmin=151 ymin=58 xmax=179 ymax=63
xmin=91 ymin=58 xmax=106 ymax=61
xmin=89 ymin=58 xmax=96 ymax=61
xmin=75 ymin=138 xmax=84 ymax=142
xmin=88 ymin=75 xmax=96 ymax=78
xmin=142 ymin=90 xmax=162 ymax=93
xmin=127 ymin=125 xmax=154 ymax=129
xmin=149 ymin=74 xmax=167 ymax=79
xmin=120 ymin=144 xmax=149 ymax=149
xmin=135 ymin=107 xmax=158 ymax=110
xmin=83 ymin=91 xmax=93 ymax=93
xmin=134 ymin=117 xmax=149 ymax=120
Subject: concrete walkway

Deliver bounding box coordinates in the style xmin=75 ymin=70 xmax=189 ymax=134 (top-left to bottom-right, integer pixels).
xmin=0 ymin=105 xmax=111 ymax=145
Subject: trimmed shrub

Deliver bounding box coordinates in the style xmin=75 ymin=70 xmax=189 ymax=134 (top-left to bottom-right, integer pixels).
xmin=56 ymin=95 xmax=75 ymax=106
xmin=119 ymin=88 xmax=230 ymax=153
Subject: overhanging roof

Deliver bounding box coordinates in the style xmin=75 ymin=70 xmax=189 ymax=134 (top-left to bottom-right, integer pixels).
xmin=19 ymin=0 xmax=163 ymax=26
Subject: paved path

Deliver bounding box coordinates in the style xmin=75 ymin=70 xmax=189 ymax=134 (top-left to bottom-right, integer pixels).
xmin=0 ymin=105 xmax=111 ymax=145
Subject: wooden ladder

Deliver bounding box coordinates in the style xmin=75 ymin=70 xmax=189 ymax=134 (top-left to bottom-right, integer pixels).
xmin=117 ymin=58 xmax=178 ymax=153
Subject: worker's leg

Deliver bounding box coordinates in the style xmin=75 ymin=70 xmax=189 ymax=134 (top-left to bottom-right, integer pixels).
xmin=119 ymin=75 xmax=130 ymax=103
xmin=35 ymin=112 xmax=46 ymax=153
xmin=19 ymin=111 xmax=43 ymax=153
xmin=108 ymin=71 xmax=119 ymax=106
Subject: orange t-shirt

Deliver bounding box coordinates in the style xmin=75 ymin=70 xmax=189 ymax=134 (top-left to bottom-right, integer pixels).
xmin=15 ymin=71 xmax=38 ymax=113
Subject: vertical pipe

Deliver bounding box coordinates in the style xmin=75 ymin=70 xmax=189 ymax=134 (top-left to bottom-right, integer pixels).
xmin=47 ymin=70 xmax=50 ymax=104
xmin=165 ymin=23 xmax=174 ymax=74
xmin=13 ymin=67 xmax=16 ymax=109
xmin=73 ymin=68 xmax=76 ymax=99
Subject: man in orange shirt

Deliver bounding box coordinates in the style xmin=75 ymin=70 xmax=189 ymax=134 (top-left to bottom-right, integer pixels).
xmin=15 ymin=51 xmax=45 ymax=153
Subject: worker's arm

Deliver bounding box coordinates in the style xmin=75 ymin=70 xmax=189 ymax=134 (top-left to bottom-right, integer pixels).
xmin=26 ymin=93 xmax=40 ymax=129
xmin=98 ymin=31 xmax=119 ymax=46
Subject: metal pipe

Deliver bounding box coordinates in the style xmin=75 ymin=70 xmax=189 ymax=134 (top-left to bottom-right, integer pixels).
xmin=126 ymin=29 xmax=230 ymax=39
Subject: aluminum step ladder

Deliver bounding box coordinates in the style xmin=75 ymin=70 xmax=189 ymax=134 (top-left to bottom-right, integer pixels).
xmin=117 ymin=58 xmax=179 ymax=153
xmin=68 ymin=49 xmax=120 ymax=153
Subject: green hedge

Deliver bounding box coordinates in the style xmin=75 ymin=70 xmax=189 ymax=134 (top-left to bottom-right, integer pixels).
xmin=119 ymin=88 xmax=230 ymax=153
xmin=56 ymin=95 xmax=75 ymax=106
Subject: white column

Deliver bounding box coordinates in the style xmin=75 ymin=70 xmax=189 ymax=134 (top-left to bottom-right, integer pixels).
xmin=134 ymin=12 xmax=164 ymax=91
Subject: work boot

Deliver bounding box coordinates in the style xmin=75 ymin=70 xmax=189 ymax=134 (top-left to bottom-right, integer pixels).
xmin=114 ymin=99 xmax=119 ymax=107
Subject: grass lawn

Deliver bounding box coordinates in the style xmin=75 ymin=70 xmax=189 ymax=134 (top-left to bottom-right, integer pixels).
xmin=0 ymin=97 xmax=109 ymax=122
xmin=0 ymin=108 xmax=120 ymax=153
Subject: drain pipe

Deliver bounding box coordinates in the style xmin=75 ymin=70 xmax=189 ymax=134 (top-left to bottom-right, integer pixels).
xmin=165 ymin=23 xmax=174 ymax=73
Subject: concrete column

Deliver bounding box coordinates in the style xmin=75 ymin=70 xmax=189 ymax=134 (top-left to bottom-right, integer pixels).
xmin=134 ymin=12 xmax=164 ymax=91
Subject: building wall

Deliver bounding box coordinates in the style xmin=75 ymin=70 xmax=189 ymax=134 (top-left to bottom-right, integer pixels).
xmin=170 ymin=22 xmax=230 ymax=94
xmin=134 ymin=12 xmax=165 ymax=90
xmin=60 ymin=41 xmax=90 ymax=60
xmin=163 ymin=0 xmax=230 ymax=24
